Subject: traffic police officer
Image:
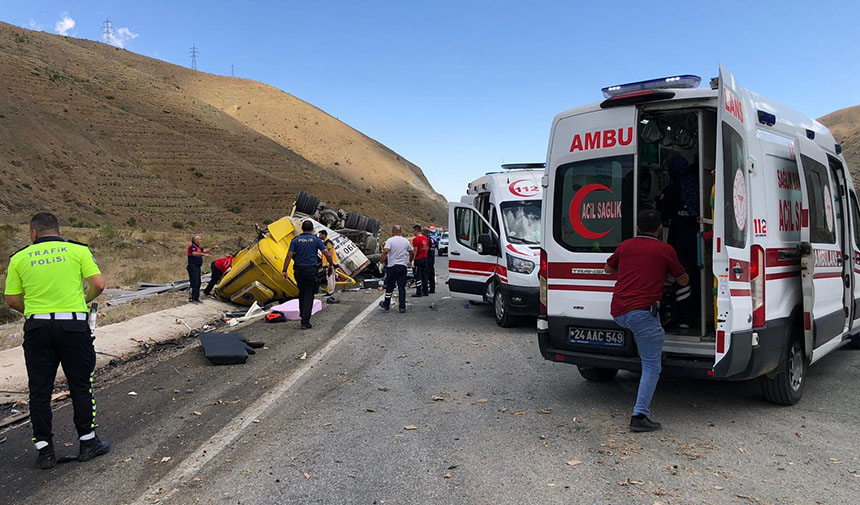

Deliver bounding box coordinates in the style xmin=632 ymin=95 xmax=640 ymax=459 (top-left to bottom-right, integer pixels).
xmin=4 ymin=213 xmax=110 ymax=469
xmin=282 ymin=220 xmax=336 ymax=329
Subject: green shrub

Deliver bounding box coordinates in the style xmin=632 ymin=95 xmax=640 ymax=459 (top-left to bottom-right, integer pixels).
xmin=172 ymin=221 xmax=184 ymax=229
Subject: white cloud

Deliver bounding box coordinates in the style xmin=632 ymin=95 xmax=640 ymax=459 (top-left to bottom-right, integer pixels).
xmin=54 ymin=14 xmax=75 ymax=36
xmin=28 ymin=19 xmax=44 ymax=31
xmin=104 ymin=26 xmax=139 ymax=48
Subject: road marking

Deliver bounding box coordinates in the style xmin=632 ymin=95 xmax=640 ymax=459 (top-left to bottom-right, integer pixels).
xmin=131 ymin=294 xmax=384 ymax=505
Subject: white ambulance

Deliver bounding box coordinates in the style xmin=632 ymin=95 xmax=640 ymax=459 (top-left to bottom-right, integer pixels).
xmin=448 ymin=164 xmax=544 ymax=326
xmin=539 ymin=65 xmax=860 ymax=404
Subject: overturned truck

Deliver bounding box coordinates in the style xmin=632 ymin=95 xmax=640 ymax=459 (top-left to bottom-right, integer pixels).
xmin=214 ymin=192 xmax=381 ymax=306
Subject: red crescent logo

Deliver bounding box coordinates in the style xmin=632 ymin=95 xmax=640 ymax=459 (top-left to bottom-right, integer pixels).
xmin=568 ymin=184 xmax=614 ymax=240
xmin=509 ymin=179 xmax=539 ymax=198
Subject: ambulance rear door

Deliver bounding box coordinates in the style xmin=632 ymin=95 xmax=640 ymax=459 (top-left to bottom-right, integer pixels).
xmin=713 ymin=64 xmax=753 ymax=374
xmin=448 ymin=201 xmax=499 ymax=301
xmin=794 ymin=135 xmax=847 ymax=359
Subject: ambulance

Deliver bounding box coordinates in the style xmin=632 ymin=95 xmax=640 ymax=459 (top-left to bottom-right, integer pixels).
xmin=539 ymin=65 xmax=860 ymax=404
xmin=448 ymin=164 xmax=544 ymax=326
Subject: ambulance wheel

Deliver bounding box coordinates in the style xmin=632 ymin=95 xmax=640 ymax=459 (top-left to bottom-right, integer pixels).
xmin=761 ymin=339 xmax=806 ymax=405
xmin=849 ymin=333 xmax=860 ymax=349
xmin=491 ymin=284 xmax=516 ymax=327
xmin=577 ymin=366 xmax=618 ymax=382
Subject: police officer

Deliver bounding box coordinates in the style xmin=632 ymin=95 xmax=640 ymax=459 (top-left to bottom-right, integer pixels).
xmin=4 ymin=213 xmax=110 ymax=469
xmin=187 ymin=235 xmax=217 ymax=303
xmin=423 ymin=227 xmax=437 ymax=294
xmin=282 ymin=220 xmax=336 ymax=329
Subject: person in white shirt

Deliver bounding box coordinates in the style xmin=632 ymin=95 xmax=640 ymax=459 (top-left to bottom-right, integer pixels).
xmin=378 ymin=225 xmax=413 ymax=313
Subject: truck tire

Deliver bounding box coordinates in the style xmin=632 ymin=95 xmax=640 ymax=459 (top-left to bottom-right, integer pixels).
xmin=345 ymin=211 xmax=360 ymax=229
xmin=577 ymin=366 xmax=619 ymax=382
xmin=366 ymin=217 xmax=380 ymax=235
xmin=760 ymin=338 xmax=806 ymax=405
xmin=357 ymin=214 xmax=369 ymax=232
xmin=295 ymin=192 xmax=318 ymax=215
xmin=849 ymin=333 xmax=860 ymax=349
xmin=319 ymin=209 xmax=339 ymax=228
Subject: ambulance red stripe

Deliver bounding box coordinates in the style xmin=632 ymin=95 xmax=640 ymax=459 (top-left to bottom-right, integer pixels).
xmin=765 ymin=270 xmax=801 ymax=281
xmin=813 ymin=271 xmax=843 ymax=279
xmin=449 ymin=260 xmax=497 ymax=272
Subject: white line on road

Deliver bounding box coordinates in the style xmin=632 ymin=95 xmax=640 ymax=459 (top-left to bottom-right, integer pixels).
xmin=131 ymin=294 xmax=384 ymax=505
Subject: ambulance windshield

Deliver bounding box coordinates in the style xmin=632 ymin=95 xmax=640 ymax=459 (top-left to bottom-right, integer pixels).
xmin=500 ymin=200 xmax=541 ymax=245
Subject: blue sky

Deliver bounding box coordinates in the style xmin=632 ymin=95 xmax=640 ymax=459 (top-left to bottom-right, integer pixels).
xmin=5 ymin=1 xmax=860 ymax=201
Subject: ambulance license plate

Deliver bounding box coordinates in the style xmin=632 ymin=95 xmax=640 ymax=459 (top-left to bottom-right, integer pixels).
xmin=568 ymin=327 xmax=625 ymax=347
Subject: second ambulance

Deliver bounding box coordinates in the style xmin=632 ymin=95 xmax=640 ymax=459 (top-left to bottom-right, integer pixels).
xmin=539 ymin=64 xmax=860 ymax=404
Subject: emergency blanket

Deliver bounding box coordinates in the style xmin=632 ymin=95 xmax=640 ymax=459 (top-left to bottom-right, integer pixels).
xmin=268 ymin=299 xmax=322 ymax=321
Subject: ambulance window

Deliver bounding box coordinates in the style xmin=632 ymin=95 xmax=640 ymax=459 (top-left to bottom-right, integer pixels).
xmin=553 ymin=155 xmax=634 ymax=253
xmin=454 ymin=207 xmax=489 ymax=251
xmin=801 ymin=155 xmax=836 ymax=244
xmin=721 ymin=123 xmax=747 ymax=248
xmin=850 ymin=192 xmax=860 ymax=250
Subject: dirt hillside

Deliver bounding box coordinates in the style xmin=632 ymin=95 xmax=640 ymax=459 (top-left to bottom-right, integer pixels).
xmin=0 ymin=22 xmax=447 ymax=233
xmin=819 ymin=105 xmax=860 ymax=180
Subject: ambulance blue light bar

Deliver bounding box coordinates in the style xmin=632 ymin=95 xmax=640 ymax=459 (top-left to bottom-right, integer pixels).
xmin=602 ymin=75 xmax=701 ymax=98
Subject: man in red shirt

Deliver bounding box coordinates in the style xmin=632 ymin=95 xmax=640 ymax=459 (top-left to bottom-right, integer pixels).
xmin=203 ymin=254 xmax=233 ymax=297
xmin=605 ymin=209 xmax=688 ymax=432
xmin=412 ymin=225 xmax=430 ymax=297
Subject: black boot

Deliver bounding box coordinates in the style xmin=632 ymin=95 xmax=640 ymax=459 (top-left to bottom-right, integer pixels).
xmin=79 ymin=436 xmax=111 ymax=462
xmin=37 ymin=443 xmax=56 ymax=470
xmin=378 ymin=300 xmax=390 ymax=311
xmin=629 ymin=415 xmax=662 ymax=433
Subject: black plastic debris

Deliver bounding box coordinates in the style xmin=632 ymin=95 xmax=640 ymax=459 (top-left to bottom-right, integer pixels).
xmin=200 ymin=333 xmax=264 ymax=365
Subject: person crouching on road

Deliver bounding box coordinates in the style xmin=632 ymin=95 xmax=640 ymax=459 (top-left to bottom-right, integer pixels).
xmin=282 ymin=220 xmax=337 ymax=330
xmin=187 ymin=235 xmax=217 ymax=303
xmin=203 ymin=254 xmax=233 ymax=298
xmin=412 ymin=224 xmax=430 ymax=297
xmin=604 ymin=209 xmax=689 ymax=433
xmin=318 ymin=230 xmax=340 ymax=304
xmin=379 ymin=225 xmax=413 ymax=313
xmin=4 ymin=213 xmax=110 ymax=469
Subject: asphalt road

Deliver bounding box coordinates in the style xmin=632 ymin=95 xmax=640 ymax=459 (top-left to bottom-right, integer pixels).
xmin=2 ymin=259 xmax=859 ymax=505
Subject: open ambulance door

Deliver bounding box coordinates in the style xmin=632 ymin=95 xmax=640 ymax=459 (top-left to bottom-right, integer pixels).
xmin=447 ymin=201 xmax=499 ymax=302
xmin=794 ymin=135 xmax=848 ymax=361
xmin=713 ymin=64 xmax=753 ymax=375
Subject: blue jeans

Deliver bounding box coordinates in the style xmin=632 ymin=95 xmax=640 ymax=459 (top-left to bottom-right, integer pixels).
xmin=614 ymin=309 xmax=664 ymax=417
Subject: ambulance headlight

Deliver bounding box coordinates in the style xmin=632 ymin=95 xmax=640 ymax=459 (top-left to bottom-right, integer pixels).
xmin=507 ymin=255 xmax=535 ymax=275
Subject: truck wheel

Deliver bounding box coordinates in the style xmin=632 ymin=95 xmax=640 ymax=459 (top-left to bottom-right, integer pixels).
xmin=577 ymin=366 xmax=618 ymax=382
xmin=295 ymin=192 xmax=318 ymax=215
xmin=345 ymin=211 xmax=360 ymax=229
xmin=366 ymin=217 xmax=380 ymax=235
xmin=493 ymin=285 xmax=517 ymax=327
xmin=761 ymin=339 xmax=806 ymax=405
xmin=357 ymin=215 xmax=369 ymax=232
xmin=849 ymin=333 xmax=860 ymax=349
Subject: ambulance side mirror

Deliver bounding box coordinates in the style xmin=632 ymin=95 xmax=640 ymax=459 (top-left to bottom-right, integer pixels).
xmin=477 ymin=234 xmax=499 ymax=256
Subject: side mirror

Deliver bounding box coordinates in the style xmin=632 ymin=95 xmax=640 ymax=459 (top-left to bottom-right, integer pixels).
xmin=477 ymin=233 xmax=499 ymax=256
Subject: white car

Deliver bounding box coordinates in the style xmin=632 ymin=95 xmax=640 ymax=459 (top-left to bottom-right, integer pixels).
xmin=438 ymin=231 xmax=449 ymax=256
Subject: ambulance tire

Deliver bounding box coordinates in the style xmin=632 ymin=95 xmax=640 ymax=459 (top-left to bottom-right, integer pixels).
xmin=577 ymin=366 xmax=619 ymax=382
xmin=760 ymin=338 xmax=806 ymax=405
xmin=493 ymin=287 xmax=517 ymax=328
xmin=345 ymin=211 xmax=360 ymax=230
xmin=849 ymin=333 xmax=860 ymax=349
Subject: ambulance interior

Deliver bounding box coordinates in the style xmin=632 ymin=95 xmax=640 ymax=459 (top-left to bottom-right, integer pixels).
xmin=637 ymin=108 xmax=717 ymax=341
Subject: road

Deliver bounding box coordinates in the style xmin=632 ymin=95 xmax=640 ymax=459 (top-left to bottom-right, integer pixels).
xmin=1 ymin=259 xmax=859 ymax=505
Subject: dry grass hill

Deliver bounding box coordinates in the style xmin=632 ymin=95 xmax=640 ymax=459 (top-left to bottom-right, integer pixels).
xmin=0 ymin=22 xmax=447 ymax=233
xmin=819 ymin=105 xmax=860 ymax=180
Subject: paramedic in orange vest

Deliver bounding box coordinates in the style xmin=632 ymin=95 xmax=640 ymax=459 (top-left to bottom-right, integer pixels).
xmin=605 ymin=209 xmax=689 ymax=433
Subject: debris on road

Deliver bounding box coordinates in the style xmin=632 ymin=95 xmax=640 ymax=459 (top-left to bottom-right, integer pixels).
xmin=403 ymin=425 xmax=419 ymax=430
xmin=566 ymin=460 xmax=582 ymax=467
xmin=297 ymin=352 xmax=307 ymax=360
xmin=128 ymin=391 xmax=138 ymax=396
xmin=160 ymin=456 xmax=172 ymax=463
xmin=303 ymin=472 xmax=311 ymax=480
xmin=431 ymin=395 xmax=445 ymax=401
xmin=192 ymin=411 xmax=202 ymax=416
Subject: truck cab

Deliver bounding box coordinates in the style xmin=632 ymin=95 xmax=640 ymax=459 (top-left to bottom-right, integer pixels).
xmin=448 ymin=164 xmax=544 ymax=326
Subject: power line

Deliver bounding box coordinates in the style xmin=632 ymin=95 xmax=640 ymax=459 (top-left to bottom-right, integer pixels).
xmin=102 ymin=18 xmax=113 ymax=44
xmin=190 ymin=44 xmax=199 ymax=71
